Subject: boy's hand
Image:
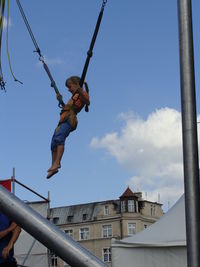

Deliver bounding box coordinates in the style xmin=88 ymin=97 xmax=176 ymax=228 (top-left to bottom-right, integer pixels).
xmin=72 ymin=84 xmax=82 ymax=94
xmin=8 ymin=222 xmax=17 ymax=232
xmin=2 ymin=243 xmax=13 ymax=259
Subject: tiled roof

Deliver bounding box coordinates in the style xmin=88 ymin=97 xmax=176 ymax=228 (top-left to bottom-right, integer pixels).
xmin=120 ymin=187 xmax=134 ymax=198
xmin=50 ymin=200 xmax=120 ymax=225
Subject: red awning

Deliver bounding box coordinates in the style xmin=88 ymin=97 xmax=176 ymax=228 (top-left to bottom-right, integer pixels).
xmin=0 ymin=179 xmax=12 ymax=192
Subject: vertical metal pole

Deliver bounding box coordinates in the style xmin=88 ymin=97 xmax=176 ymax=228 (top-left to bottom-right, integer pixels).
xmin=12 ymin=167 xmax=15 ymax=194
xmin=47 ymin=191 xmax=51 ymax=267
xmin=177 ymin=1 xmax=200 ymax=267
xmin=47 ymin=191 xmax=50 ymax=219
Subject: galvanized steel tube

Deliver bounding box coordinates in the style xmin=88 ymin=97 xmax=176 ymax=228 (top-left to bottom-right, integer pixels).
xmin=177 ymin=1 xmax=200 ymax=267
xmin=0 ymin=186 xmax=107 ymax=267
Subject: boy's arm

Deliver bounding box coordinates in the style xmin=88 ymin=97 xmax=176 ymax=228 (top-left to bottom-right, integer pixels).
xmin=0 ymin=222 xmax=17 ymax=239
xmin=2 ymin=225 xmax=21 ymax=259
xmin=76 ymin=87 xmax=90 ymax=105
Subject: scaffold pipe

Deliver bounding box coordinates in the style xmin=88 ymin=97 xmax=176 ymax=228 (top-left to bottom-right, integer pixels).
xmin=177 ymin=0 xmax=200 ymax=267
xmin=0 ymin=185 xmax=107 ymax=267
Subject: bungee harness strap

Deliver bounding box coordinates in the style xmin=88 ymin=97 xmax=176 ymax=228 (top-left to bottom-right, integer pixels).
xmin=16 ymin=0 xmax=65 ymax=108
xmin=39 ymin=56 xmax=65 ymax=107
xmin=16 ymin=0 xmax=107 ymax=106
xmin=79 ymin=0 xmax=107 ymax=87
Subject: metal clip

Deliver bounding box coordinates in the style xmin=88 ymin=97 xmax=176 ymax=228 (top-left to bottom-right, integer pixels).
xmin=103 ymin=0 xmax=107 ymax=7
xmin=39 ymin=55 xmax=45 ymax=63
xmin=0 ymin=79 xmax=6 ymax=92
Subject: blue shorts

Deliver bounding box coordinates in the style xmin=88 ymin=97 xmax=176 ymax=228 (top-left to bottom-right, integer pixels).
xmin=51 ymin=120 xmax=72 ymax=151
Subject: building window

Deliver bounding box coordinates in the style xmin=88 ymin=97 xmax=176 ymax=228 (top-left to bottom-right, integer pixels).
xmin=121 ymin=200 xmax=126 ymax=212
xmin=102 ymin=224 xmax=112 ymax=238
xmin=79 ymin=227 xmax=89 ymax=240
xmin=128 ymin=223 xmax=136 ymax=235
xmin=82 ymin=213 xmax=87 ymax=221
xmin=151 ymin=205 xmax=156 ymax=216
xmin=65 ymin=229 xmax=73 ymax=238
xmin=103 ymin=248 xmax=111 ymax=262
xmin=128 ymin=200 xmax=135 ymax=212
xmin=52 ymin=217 xmax=59 ymax=224
xmin=50 ymin=251 xmax=57 ymax=267
xmin=67 ymin=215 xmax=73 ymax=222
xmin=104 ymin=205 xmax=109 ymax=215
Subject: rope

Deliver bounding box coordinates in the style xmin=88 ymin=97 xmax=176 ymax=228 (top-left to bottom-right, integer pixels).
xmin=6 ymin=0 xmax=22 ymax=84
xmin=16 ymin=0 xmax=107 ymax=106
xmin=0 ymin=0 xmax=5 ymax=32
xmin=16 ymin=0 xmax=64 ymax=107
xmin=15 ymin=0 xmax=41 ymax=55
xmin=0 ymin=0 xmax=6 ymax=91
xmin=80 ymin=0 xmax=107 ymax=87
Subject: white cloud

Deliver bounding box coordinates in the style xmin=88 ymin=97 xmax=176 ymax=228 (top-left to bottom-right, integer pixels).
xmin=36 ymin=55 xmax=64 ymax=67
xmin=90 ymin=107 xmax=198 ymax=210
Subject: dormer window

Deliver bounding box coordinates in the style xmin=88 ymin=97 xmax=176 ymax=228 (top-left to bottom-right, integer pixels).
xmin=67 ymin=215 xmax=73 ymax=222
xmin=104 ymin=205 xmax=109 ymax=215
xmin=82 ymin=214 xmax=87 ymax=221
xmin=151 ymin=205 xmax=156 ymax=216
xmin=120 ymin=187 xmax=140 ymax=213
xmin=121 ymin=200 xmax=126 ymax=212
xmin=128 ymin=200 xmax=135 ymax=212
xmin=52 ymin=217 xmax=59 ymax=224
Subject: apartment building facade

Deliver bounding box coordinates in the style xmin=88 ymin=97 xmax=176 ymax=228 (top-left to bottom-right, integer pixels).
xmin=50 ymin=187 xmax=163 ymax=266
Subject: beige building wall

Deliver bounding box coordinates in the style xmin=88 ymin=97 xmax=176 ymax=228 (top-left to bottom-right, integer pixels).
xmin=140 ymin=201 xmax=163 ymax=218
xmin=50 ymin=189 xmax=163 ymax=267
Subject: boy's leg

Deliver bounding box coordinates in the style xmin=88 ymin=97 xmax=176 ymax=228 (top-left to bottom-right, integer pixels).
xmin=52 ymin=148 xmax=57 ymax=165
xmin=55 ymin=145 xmax=64 ymax=167
xmin=47 ymin=145 xmax=64 ymax=178
xmin=48 ymin=145 xmax=64 ymax=171
xmin=47 ymin=147 xmax=60 ymax=172
xmin=47 ymin=120 xmax=72 ymax=179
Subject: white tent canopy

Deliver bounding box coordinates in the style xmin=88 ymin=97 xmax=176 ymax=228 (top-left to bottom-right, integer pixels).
xmin=15 ymin=202 xmax=49 ymax=267
xmin=111 ymin=196 xmax=187 ymax=267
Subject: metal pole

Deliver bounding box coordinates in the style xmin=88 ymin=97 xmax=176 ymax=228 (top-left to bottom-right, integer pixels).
xmin=14 ymin=179 xmax=49 ymax=202
xmin=177 ymin=1 xmax=200 ymax=267
xmin=12 ymin=167 xmax=15 ymax=194
xmin=0 ymin=186 xmax=107 ymax=267
xmin=22 ymin=239 xmax=37 ymax=266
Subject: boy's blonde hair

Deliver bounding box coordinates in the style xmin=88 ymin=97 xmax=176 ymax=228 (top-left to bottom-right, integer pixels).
xmin=65 ymin=76 xmax=81 ymax=87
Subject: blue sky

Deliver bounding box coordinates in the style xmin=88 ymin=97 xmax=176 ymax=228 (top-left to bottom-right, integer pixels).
xmin=1 ymin=0 xmax=200 ymax=211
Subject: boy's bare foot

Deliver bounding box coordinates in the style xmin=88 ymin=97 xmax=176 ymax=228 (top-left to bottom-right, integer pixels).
xmin=46 ymin=169 xmax=59 ymax=179
xmin=47 ymin=164 xmax=61 ymax=172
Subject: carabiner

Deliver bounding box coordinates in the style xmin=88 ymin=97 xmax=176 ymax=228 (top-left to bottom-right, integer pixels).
xmin=102 ymin=0 xmax=107 ymax=9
